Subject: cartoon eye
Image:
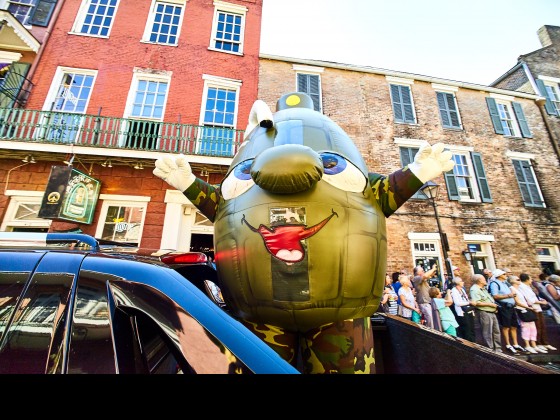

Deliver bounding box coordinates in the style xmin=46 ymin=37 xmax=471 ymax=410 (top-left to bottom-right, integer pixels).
xmin=220 ymin=159 xmax=255 ymax=200
xmin=320 ymin=152 xmax=366 ymax=193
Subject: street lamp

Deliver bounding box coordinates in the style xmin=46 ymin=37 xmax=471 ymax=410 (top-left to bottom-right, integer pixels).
xmin=462 ymin=248 xmax=477 ymax=273
xmin=420 ymin=181 xmax=453 ymax=281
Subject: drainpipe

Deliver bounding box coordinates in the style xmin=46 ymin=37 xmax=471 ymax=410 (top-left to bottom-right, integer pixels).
xmin=21 ymin=0 xmax=65 ymax=97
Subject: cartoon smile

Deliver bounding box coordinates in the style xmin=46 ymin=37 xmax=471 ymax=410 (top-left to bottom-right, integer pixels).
xmin=241 ymin=210 xmax=338 ymax=263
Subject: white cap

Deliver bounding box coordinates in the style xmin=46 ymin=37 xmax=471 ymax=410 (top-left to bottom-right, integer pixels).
xmin=492 ymin=269 xmax=506 ymax=278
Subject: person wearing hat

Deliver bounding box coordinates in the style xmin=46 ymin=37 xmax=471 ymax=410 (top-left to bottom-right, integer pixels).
xmin=488 ymin=269 xmax=524 ymax=354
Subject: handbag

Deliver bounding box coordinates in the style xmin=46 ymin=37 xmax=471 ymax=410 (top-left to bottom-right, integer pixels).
xmin=411 ymin=310 xmax=422 ymax=323
xmin=516 ymin=308 xmax=537 ymax=322
xmin=461 ymin=305 xmax=475 ymax=313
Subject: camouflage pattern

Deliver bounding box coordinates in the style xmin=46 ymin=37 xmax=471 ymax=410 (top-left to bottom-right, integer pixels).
xmin=240 ymin=317 xmax=375 ymax=374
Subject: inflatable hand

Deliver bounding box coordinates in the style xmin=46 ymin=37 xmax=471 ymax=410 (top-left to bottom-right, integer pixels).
xmin=153 ymin=154 xmax=196 ymax=192
xmin=407 ymin=142 xmax=455 ymax=183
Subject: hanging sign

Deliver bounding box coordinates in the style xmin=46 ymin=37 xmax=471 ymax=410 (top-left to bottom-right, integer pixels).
xmin=38 ymin=166 xmax=101 ymax=224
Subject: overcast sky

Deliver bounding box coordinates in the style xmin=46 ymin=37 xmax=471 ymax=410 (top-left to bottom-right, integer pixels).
xmin=260 ymin=0 xmax=560 ymax=85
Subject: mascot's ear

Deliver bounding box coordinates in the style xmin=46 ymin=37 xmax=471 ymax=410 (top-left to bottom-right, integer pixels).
xmin=244 ymin=99 xmax=274 ymax=140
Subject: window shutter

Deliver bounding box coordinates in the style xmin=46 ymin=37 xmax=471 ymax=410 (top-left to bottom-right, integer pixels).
xmin=29 ymin=0 xmax=57 ymax=27
xmin=0 ymin=62 xmax=30 ymax=108
xmin=512 ymin=159 xmax=544 ymax=207
xmin=470 ymin=152 xmax=492 ymax=203
xmin=444 ymin=169 xmax=459 ymax=200
xmin=436 ymin=92 xmax=450 ymax=127
xmin=297 ymin=73 xmax=321 ymax=112
xmin=535 ymin=79 xmax=557 ymax=115
xmin=401 ymin=86 xmax=415 ymax=123
xmin=485 ymin=97 xmax=504 ymax=134
xmin=512 ymin=102 xmax=532 ymax=138
xmin=400 ymin=147 xmax=425 ymax=198
xmin=390 ymin=85 xmax=403 ymax=122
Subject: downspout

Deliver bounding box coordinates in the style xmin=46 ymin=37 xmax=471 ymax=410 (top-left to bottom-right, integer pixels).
xmin=21 ymin=0 xmax=65 ymax=96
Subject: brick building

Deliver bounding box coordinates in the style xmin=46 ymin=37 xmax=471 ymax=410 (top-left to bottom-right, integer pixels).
xmin=0 ymin=0 xmax=263 ymax=252
xmin=257 ymin=50 xmax=560 ymax=285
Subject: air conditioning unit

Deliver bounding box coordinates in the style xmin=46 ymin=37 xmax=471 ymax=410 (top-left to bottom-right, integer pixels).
xmin=458 ymin=187 xmax=470 ymax=198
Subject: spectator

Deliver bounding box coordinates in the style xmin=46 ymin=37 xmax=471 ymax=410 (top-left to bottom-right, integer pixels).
xmin=392 ymin=271 xmax=402 ymax=304
xmin=380 ymin=273 xmax=398 ymax=315
xmin=545 ymin=274 xmax=560 ymax=324
xmin=510 ymin=276 xmax=541 ymax=354
xmin=450 ymin=277 xmax=476 ymax=342
xmin=398 ymin=274 xmax=421 ymax=321
xmin=429 ymin=287 xmax=458 ymax=336
xmin=470 ymin=274 xmax=502 ymax=352
xmin=518 ymin=273 xmax=556 ymax=351
xmin=482 ymin=268 xmax=492 ymax=283
xmin=488 ymin=268 xmax=524 ymax=354
xmin=412 ymin=265 xmax=437 ymax=329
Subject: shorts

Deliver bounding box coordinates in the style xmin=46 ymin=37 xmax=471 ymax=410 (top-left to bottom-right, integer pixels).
xmin=497 ymin=305 xmax=518 ymax=328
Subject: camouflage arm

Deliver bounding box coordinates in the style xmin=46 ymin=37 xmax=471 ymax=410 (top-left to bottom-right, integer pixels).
xmin=368 ymin=166 xmax=423 ymax=218
xmin=183 ymin=178 xmax=221 ymax=223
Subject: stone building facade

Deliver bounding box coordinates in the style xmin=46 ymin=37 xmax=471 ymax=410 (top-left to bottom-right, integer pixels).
xmin=257 ymin=54 xmax=560 ymax=285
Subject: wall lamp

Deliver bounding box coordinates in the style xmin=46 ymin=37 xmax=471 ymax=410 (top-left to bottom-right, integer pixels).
xmin=462 ymin=249 xmax=477 ymax=263
xmin=101 ymin=159 xmax=112 ymax=168
xmin=22 ymin=155 xmax=36 ymax=164
xmin=133 ymin=162 xmax=144 ymax=170
xmin=63 ymin=154 xmax=75 ymax=166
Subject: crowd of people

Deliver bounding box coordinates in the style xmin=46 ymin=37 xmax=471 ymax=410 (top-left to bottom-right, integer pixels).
xmin=380 ymin=265 xmax=560 ymax=355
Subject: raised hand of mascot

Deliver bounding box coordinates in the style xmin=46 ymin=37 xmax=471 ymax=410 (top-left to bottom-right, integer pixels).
xmin=407 ymin=142 xmax=455 ymax=183
xmin=153 ymin=154 xmax=197 ymax=192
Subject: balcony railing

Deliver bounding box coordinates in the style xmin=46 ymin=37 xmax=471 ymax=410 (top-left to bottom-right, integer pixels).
xmin=0 ymin=107 xmax=245 ymax=157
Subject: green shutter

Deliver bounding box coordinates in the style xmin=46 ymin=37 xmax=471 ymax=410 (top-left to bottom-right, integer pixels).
xmin=444 ymin=168 xmax=459 ymax=200
xmin=535 ymin=79 xmax=556 ymax=115
xmin=0 ymin=62 xmax=30 ymax=108
xmin=471 ymin=152 xmax=492 ymax=203
xmin=485 ymin=97 xmax=504 ymax=135
xmin=512 ymin=102 xmax=532 ymax=138
xmin=29 ymin=0 xmax=57 ymax=27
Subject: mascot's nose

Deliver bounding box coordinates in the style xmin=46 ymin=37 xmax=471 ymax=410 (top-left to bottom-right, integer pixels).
xmin=251 ymin=144 xmax=324 ymax=194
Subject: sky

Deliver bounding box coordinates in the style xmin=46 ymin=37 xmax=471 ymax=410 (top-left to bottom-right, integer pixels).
xmin=260 ymin=0 xmax=560 ymax=85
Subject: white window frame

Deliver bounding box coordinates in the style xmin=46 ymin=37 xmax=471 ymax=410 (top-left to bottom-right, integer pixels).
xmin=71 ymin=0 xmax=121 ymax=38
xmin=6 ymin=0 xmax=35 ymax=27
xmin=208 ymin=0 xmax=247 ymax=56
xmin=94 ymin=194 xmax=150 ymax=245
xmin=539 ymin=76 xmax=560 ymax=115
xmin=489 ymin=93 xmax=521 ymax=137
xmin=536 ymin=244 xmax=559 ymax=273
xmin=293 ymin=64 xmax=324 ymax=113
xmin=1 ymin=190 xmax=52 ymax=232
xmin=447 ymin=145 xmax=481 ymax=203
xmin=141 ymin=0 xmax=186 ymax=46
xmin=432 ymin=83 xmax=462 ymax=130
xmin=408 ymin=233 xmax=445 ymax=283
xmin=386 ymin=76 xmax=417 ymax=125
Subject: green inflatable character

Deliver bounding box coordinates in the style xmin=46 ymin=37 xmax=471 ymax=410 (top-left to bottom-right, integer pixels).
xmin=154 ymin=92 xmax=454 ymax=373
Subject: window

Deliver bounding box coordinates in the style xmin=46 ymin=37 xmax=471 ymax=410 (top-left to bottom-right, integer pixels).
xmin=443 ymin=149 xmax=492 ymax=203
xmin=8 ymin=0 xmax=57 ymax=27
xmin=294 ymin=65 xmax=324 ymax=112
xmin=409 ymin=233 xmax=445 ymax=286
xmin=143 ymin=0 xmax=185 ymax=46
xmin=122 ymin=69 xmax=170 ymax=149
xmin=72 ymin=0 xmax=119 ymax=37
xmin=463 ymin=236 xmax=496 ymax=275
xmin=198 ymin=74 xmax=241 ymax=156
xmin=42 ymin=67 xmax=97 ymax=143
xmin=536 ymin=77 xmax=560 ymax=116
xmin=94 ymin=195 xmax=150 ymax=245
xmin=387 ymin=77 xmax=416 ymax=124
xmin=0 ymin=191 xmax=52 ymax=232
xmin=486 ymin=95 xmax=532 ymax=138
xmin=433 ymin=84 xmax=462 ymax=129
xmin=209 ymin=1 xmax=247 ymax=54
xmin=511 ymin=157 xmax=545 ymax=208
xmin=536 ymin=245 xmax=559 ymax=275
xmin=398 ymin=145 xmax=427 ymax=199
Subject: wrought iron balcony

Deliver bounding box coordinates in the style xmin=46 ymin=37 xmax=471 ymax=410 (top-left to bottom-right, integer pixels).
xmin=0 ymin=107 xmax=245 ymax=158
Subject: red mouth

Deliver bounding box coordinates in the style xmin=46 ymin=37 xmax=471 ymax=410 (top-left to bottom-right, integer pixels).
xmin=242 ymin=210 xmax=338 ymax=263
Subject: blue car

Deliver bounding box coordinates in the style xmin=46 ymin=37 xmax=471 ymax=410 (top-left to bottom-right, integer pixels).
xmin=0 ymin=233 xmax=299 ymax=374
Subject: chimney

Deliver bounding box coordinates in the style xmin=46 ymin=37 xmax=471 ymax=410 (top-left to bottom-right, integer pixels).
xmin=537 ymin=25 xmax=560 ymax=48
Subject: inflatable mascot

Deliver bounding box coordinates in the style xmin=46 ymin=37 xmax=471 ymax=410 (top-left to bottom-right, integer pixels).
xmin=154 ymin=92 xmax=454 ymax=373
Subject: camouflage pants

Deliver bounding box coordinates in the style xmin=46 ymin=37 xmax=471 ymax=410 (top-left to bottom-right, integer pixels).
xmin=241 ymin=317 xmax=375 ymax=374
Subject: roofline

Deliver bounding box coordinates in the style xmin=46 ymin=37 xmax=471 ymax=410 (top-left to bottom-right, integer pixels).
xmin=259 ymin=53 xmax=544 ymax=101
xmin=0 ymin=10 xmax=41 ymax=53
xmin=489 ymin=61 xmax=523 ymax=86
